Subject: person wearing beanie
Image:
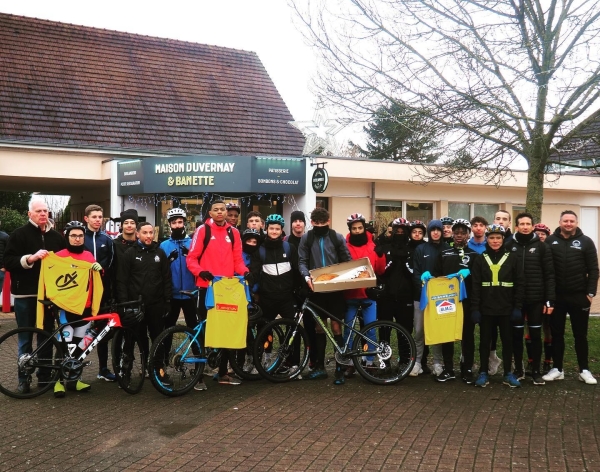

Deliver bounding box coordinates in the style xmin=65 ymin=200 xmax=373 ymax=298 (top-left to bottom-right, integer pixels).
xmin=114 ymin=209 xmax=139 ymax=262
xmin=471 ymin=224 xmax=524 ymax=388
xmin=411 ymin=219 xmax=450 ymax=377
xmin=287 ymin=210 xmax=306 ymax=250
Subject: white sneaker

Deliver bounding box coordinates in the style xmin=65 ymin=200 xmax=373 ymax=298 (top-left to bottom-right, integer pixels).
xmin=409 ymin=363 xmax=423 ymax=377
xmin=579 ymin=370 xmax=597 ymax=385
xmin=433 ymin=363 xmax=443 ymax=376
xmin=543 ymin=368 xmax=564 ymax=381
xmin=488 ymin=354 xmax=502 ymax=376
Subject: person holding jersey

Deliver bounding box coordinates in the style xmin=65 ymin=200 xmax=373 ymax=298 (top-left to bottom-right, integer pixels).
xmin=186 ymin=200 xmax=249 ymax=386
xmin=341 ymin=213 xmax=386 ymax=383
xmin=471 ymin=225 xmax=524 ymax=388
xmin=52 ymin=221 xmax=103 ymax=397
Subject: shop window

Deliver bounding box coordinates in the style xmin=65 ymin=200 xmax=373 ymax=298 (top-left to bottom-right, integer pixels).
xmin=375 ymin=200 xmax=402 ymax=234
xmin=316 ymin=197 xmax=329 ymax=211
xmin=448 ymin=203 xmax=470 ymax=220
xmin=473 ymin=204 xmax=499 ymax=225
xmin=406 ymin=202 xmax=433 ymax=222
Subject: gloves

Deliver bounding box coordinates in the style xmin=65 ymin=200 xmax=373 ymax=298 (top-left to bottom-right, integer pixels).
xmin=243 ymin=271 xmax=254 ymax=285
xmin=511 ymin=308 xmax=522 ymax=323
xmin=163 ymin=301 xmax=171 ymax=318
xmin=199 ymin=271 xmax=214 ymax=281
xmin=421 ymin=271 xmax=433 ymax=282
xmin=91 ymin=262 xmax=102 ymax=271
xmin=471 ymin=310 xmax=481 ymax=324
xmin=167 ymin=249 xmax=179 ymax=263
xmin=181 ymin=246 xmax=189 ymax=257
xmin=458 ymin=268 xmax=470 ymax=279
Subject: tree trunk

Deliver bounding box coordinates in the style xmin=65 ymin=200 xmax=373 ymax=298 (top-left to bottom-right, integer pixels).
xmin=525 ymin=161 xmax=544 ymax=223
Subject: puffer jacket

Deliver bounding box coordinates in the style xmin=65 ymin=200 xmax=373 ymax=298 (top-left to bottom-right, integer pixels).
xmin=506 ymin=232 xmax=555 ymax=303
xmin=546 ymin=227 xmax=599 ymax=297
xmin=378 ymin=233 xmax=414 ymax=302
xmin=159 ymin=236 xmax=196 ymax=300
xmin=344 ymin=231 xmax=386 ymax=299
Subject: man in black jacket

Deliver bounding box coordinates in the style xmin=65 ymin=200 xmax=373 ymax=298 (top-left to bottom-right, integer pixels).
xmin=117 ymin=222 xmax=172 ymax=378
xmin=507 ymin=212 xmax=555 ymax=386
xmin=3 ymin=197 xmax=66 ymax=393
xmin=543 ymin=210 xmax=598 ymax=385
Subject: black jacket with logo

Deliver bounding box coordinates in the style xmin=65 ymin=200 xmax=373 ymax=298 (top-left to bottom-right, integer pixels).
xmin=116 ymin=241 xmax=171 ymax=305
xmin=434 ymin=245 xmax=480 ymax=297
xmin=546 ymin=227 xmax=598 ymax=298
xmin=506 ymin=232 xmax=556 ymax=303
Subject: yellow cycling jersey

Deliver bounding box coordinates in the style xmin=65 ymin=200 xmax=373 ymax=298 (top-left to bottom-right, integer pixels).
xmin=423 ymin=276 xmax=464 ymax=345
xmin=37 ymin=252 xmax=103 ymax=328
xmin=205 ymin=276 xmax=250 ymax=349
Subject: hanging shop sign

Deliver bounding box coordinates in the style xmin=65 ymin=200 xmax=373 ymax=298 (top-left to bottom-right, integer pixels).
xmin=117 ymin=156 xmax=306 ymax=196
xmin=311 ymin=167 xmax=329 ymax=193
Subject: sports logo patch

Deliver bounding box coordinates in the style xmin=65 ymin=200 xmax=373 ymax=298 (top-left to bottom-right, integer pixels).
xmin=435 ymin=299 xmax=456 ymax=314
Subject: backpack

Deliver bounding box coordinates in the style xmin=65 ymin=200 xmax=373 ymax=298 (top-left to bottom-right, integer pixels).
xmin=258 ymin=241 xmax=292 ymax=264
xmin=198 ymin=224 xmax=235 ymax=262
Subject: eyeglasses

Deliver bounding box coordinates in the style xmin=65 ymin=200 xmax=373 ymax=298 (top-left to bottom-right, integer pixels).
xmin=69 ymin=235 xmax=84 ymax=239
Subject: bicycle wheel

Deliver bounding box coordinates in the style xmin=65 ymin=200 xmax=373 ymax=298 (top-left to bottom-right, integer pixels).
xmin=352 ymin=321 xmax=416 ymax=385
xmin=253 ymin=318 xmax=309 ymax=383
xmin=230 ymin=320 xmax=266 ymax=381
xmin=149 ymin=326 xmax=204 ymax=397
xmin=0 ymin=327 xmax=63 ymax=399
xmin=112 ymin=328 xmax=146 ymax=394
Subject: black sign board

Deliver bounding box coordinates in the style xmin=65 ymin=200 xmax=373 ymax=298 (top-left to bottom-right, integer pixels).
xmin=311 ymin=167 xmax=328 ymax=193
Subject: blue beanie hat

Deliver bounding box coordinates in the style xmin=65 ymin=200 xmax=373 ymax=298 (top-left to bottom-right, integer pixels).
xmin=427 ymin=219 xmax=443 ymax=238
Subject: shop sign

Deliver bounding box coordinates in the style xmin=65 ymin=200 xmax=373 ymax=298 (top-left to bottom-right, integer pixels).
xmin=311 ymin=167 xmax=328 ymax=193
xmin=117 ymin=156 xmax=306 ymax=196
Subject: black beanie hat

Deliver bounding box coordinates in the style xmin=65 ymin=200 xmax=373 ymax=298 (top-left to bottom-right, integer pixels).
xmin=120 ymin=208 xmax=139 ymax=224
xmin=290 ymin=210 xmax=306 ymax=224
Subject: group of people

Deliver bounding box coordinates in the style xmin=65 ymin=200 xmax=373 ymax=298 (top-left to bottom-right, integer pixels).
xmin=2 ymin=196 xmax=598 ymax=397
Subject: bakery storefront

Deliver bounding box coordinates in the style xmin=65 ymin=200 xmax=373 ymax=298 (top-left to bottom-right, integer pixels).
xmin=116 ymin=155 xmax=308 ymax=238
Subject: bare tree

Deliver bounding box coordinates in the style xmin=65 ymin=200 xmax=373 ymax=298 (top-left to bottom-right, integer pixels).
xmin=291 ymin=0 xmax=600 ymax=221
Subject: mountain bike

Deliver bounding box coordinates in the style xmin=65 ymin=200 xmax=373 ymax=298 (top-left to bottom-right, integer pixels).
xmin=0 ymin=298 xmax=146 ymax=399
xmin=148 ymin=288 xmax=261 ymax=397
xmin=253 ymin=298 xmax=416 ymax=385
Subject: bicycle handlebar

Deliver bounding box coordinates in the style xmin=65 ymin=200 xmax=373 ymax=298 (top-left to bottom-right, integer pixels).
xmin=99 ymin=296 xmax=144 ymax=312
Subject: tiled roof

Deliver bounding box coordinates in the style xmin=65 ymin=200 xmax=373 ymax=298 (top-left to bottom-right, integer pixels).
xmin=553 ymin=109 xmax=600 ymax=164
xmin=0 ymin=13 xmax=305 ymax=156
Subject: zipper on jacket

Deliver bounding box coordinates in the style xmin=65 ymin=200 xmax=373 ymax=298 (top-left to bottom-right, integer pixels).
xmin=319 ymin=237 xmax=325 ymax=267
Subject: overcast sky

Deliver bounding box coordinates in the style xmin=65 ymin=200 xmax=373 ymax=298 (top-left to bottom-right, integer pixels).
xmin=0 ymin=0 xmax=319 ymax=122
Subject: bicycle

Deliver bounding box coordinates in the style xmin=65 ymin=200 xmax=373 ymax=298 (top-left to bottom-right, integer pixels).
xmin=0 ymin=297 xmax=146 ymax=399
xmin=253 ymin=298 xmax=416 ymax=385
xmin=148 ymin=288 xmax=262 ymax=397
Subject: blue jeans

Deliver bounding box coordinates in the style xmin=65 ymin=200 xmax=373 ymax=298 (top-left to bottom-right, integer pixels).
xmin=14 ymin=297 xmax=54 ymax=382
xmin=344 ymin=299 xmax=377 ymax=361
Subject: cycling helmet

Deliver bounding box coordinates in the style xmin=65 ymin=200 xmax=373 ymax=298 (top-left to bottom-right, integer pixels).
xmin=485 ymin=224 xmax=506 ymax=237
xmin=534 ymin=223 xmax=550 ymax=235
xmin=346 ymin=213 xmax=366 ymax=228
xmin=247 ymin=302 xmax=263 ymax=323
xmin=411 ymin=220 xmax=426 ymax=231
xmin=452 ymin=218 xmax=471 ymax=231
xmin=242 ymin=228 xmax=261 ymax=241
xmin=265 ymin=214 xmax=285 ymax=228
xmin=167 ymin=207 xmax=186 ymax=221
xmin=440 ymin=216 xmax=454 ymax=225
xmin=391 ymin=217 xmax=409 ymax=228
xmin=226 ymin=202 xmax=241 ymax=213
xmin=63 ymin=220 xmax=86 ymax=237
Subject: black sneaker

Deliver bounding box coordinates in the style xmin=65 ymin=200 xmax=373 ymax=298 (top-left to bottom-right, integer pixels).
xmin=436 ymin=369 xmax=455 ymax=382
xmin=461 ymin=369 xmax=474 ymax=384
xmin=333 ymin=367 xmax=345 ymax=385
xmin=17 ymin=380 xmax=31 ymax=394
xmin=514 ymin=370 xmax=525 ymax=381
xmin=543 ymin=361 xmax=552 ymax=375
xmin=532 ymin=372 xmax=546 ymax=386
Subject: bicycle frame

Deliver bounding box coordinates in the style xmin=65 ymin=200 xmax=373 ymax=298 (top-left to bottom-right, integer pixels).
xmin=300 ymin=299 xmax=381 ymax=358
xmin=55 ymin=313 xmax=121 ymax=361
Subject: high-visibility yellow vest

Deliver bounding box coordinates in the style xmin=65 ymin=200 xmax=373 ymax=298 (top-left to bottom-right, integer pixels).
xmin=481 ymin=253 xmax=513 ymax=287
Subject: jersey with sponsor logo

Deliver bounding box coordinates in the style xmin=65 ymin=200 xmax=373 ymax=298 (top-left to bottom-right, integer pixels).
xmin=204 ymin=276 xmax=251 ymax=348
xmin=420 ymin=276 xmax=464 ymax=345
xmin=37 ymin=252 xmax=103 ymax=328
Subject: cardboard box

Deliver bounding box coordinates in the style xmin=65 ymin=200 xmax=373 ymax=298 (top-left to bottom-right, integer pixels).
xmin=310 ymin=257 xmax=377 ymax=293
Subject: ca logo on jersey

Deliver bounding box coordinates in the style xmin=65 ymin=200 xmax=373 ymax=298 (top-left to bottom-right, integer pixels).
xmin=55 ymin=271 xmax=78 ymax=291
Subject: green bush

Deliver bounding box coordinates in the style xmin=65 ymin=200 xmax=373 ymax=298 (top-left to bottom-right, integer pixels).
xmin=0 ymin=207 xmax=28 ymax=234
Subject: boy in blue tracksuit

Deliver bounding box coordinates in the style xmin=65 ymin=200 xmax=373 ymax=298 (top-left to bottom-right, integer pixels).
xmin=160 ymin=208 xmax=198 ymax=330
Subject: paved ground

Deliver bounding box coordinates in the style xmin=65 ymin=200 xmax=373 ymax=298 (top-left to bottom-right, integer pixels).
xmin=0 ymin=315 xmax=599 ymax=472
